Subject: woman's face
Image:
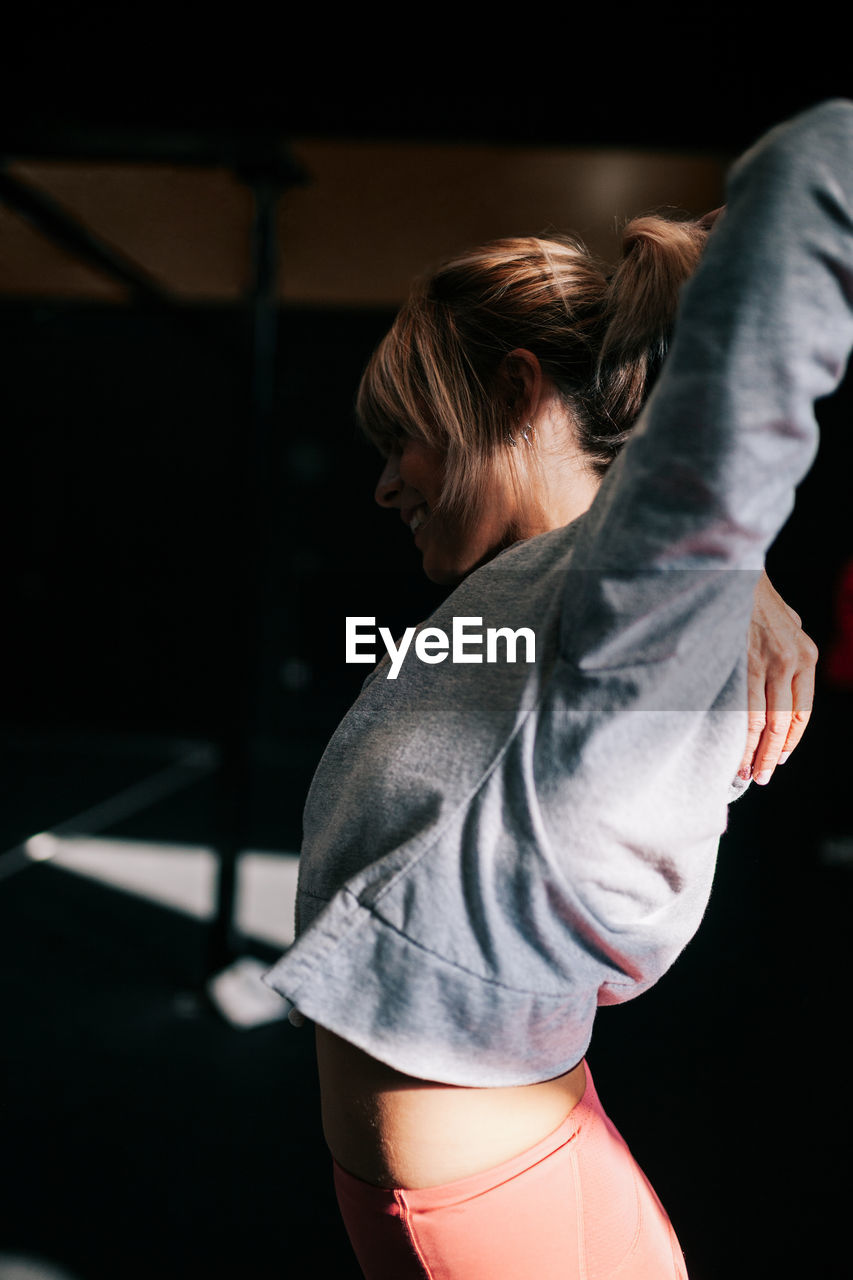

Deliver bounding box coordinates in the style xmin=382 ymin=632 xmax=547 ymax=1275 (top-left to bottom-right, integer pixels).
xmin=374 ymin=437 xmax=520 ymax=585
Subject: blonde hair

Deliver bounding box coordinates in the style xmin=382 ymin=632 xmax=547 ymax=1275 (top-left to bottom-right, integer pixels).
xmin=356 ymin=214 xmax=709 ymax=518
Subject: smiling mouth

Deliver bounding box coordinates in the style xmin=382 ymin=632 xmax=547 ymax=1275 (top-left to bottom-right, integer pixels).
xmin=410 ymin=505 xmax=428 ymax=533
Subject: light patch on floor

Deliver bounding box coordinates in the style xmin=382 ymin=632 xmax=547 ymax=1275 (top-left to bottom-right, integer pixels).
xmin=24 ymin=834 xmax=300 ymax=947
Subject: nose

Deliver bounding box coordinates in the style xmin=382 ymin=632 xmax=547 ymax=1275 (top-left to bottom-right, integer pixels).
xmin=374 ymin=452 xmax=403 ymax=507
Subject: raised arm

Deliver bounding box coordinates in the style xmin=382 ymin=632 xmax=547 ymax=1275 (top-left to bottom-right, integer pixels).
xmin=561 ymin=99 xmax=853 ymax=679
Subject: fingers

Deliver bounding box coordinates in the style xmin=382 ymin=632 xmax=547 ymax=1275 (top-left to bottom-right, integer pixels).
xmin=738 ymin=668 xmax=773 ymax=780
xmin=742 ymin=571 xmax=819 ymax=786
xmin=778 ymin=664 xmax=816 ymax=758
xmin=742 ymin=650 xmax=817 ymax=785
xmin=750 ymin=709 xmax=795 ymax=784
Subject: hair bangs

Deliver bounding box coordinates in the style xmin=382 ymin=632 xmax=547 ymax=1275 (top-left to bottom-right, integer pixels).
xmin=356 ymin=302 xmax=441 ymax=457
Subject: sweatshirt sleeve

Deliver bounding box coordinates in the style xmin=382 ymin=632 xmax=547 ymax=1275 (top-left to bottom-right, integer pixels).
xmin=559 ymin=98 xmax=853 ymax=675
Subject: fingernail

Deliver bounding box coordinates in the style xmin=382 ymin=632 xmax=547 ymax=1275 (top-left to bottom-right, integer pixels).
xmin=778 ymin=752 xmax=790 ymax=764
xmin=738 ymin=767 xmax=752 ymax=780
xmin=754 ymin=770 xmax=772 ymax=786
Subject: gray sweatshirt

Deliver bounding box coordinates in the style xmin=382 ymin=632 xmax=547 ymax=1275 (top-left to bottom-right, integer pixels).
xmin=263 ymin=100 xmax=853 ymax=1087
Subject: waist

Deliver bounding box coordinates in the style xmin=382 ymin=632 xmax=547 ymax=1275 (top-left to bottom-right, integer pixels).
xmin=315 ymin=1024 xmax=587 ymax=1190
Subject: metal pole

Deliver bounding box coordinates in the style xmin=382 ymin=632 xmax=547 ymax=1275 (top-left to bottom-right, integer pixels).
xmin=207 ymin=175 xmax=280 ymax=972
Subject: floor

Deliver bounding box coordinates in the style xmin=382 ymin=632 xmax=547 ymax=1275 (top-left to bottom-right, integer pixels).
xmin=1 ymin=719 xmax=850 ymax=1279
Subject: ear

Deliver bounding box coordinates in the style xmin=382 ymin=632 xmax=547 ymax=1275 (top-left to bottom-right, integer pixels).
xmin=500 ymin=348 xmax=544 ymax=423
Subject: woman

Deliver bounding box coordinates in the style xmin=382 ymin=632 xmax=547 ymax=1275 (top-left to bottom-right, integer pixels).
xmin=264 ymin=101 xmax=852 ymax=1278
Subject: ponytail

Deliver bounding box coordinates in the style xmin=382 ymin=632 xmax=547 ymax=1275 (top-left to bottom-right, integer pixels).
xmin=580 ymin=213 xmax=709 ymax=472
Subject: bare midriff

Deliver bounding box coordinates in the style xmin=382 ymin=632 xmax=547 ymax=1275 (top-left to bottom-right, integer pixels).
xmin=315 ymin=1024 xmax=587 ymax=1190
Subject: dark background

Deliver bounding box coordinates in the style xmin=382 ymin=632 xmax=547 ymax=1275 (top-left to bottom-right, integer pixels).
xmin=2 ymin=29 xmax=852 ymax=1280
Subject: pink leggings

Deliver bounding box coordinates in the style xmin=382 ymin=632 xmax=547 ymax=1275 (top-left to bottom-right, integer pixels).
xmin=332 ymin=1063 xmax=688 ymax=1279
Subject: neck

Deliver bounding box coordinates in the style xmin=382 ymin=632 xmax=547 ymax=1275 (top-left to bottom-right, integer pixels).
xmin=522 ymin=397 xmax=602 ymax=535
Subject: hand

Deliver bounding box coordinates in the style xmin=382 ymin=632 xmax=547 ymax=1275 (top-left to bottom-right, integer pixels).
xmin=740 ymin=571 xmax=818 ymax=784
